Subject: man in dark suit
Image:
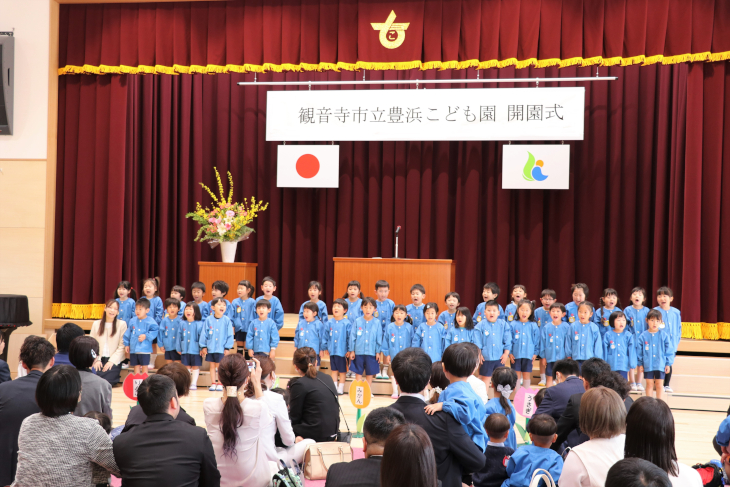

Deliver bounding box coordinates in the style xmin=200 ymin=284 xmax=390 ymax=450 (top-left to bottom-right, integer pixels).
xmin=125 ymin=362 xmax=196 ymax=427
xmin=0 ymin=336 xmax=56 ymax=486
xmin=325 ymin=407 xmax=405 ymax=487
xmin=114 ymin=374 xmax=220 ymax=487
xmin=389 ymin=348 xmax=485 ymax=487
xmin=534 ymin=359 xmax=584 ymax=421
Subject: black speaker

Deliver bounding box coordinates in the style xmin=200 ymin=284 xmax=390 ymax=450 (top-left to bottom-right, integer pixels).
xmin=0 ymin=33 xmax=14 ymax=136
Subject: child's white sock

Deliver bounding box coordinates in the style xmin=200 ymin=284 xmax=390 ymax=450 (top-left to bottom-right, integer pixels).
xmin=192 ymin=369 xmax=200 ymax=386
xmin=149 ymin=354 xmax=158 ymax=367
xmin=337 ymin=382 xmax=344 ymax=394
xmin=540 ymin=374 xmax=546 ymax=382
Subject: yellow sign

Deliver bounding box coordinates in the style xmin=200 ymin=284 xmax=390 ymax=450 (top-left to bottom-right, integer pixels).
xmin=371 ymin=11 xmax=410 ymax=49
xmin=348 ymin=379 xmax=372 ymax=409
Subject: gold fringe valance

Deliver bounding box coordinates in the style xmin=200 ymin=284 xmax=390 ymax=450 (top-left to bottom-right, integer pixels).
xmin=52 ymin=303 xmax=105 ymax=320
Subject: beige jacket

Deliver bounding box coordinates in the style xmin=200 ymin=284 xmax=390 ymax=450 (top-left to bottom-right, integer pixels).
xmin=90 ymin=319 xmax=128 ymax=365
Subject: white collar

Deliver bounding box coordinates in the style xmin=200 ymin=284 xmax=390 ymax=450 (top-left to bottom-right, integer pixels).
xmin=487 ymin=441 xmax=505 ymax=447
xmin=399 ymin=392 xmax=427 ymax=402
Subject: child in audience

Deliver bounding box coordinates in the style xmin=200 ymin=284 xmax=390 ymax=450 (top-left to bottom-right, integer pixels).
xmin=232 ymin=280 xmax=255 ymax=357
xmin=438 ymin=292 xmax=460 ymax=330
xmin=472 ymin=413 xmax=515 ymax=487
xmin=84 ymin=411 xmax=112 ymax=434
xmin=250 ymin=276 xmax=285 ymax=330
xmin=327 ymin=298 xmax=352 ymax=394
xmin=158 ymin=298 xmax=182 ymax=363
xmin=170 ymin=285 xmax=186 ymax=318
xmin=566 ymin=301 xmax=603 ymax=369
xmin=407 ymin=284 xmax=427 ymax=328
xmin=85 ymin=411 xmax=113 ymax=487
xmin=343 ymin=280 xmax=364 ymax=323
xmin=211 ymin=280 xmax=235 ymax=320
xmin=382 ymin=305 xmax=414 ymax=398
xmin=464 ymin=342 xmax=489 ymax=404
xmin=190 ymin=281 xmax=210 ymax=320
xmin=540 ymin=303 xmax=570 ymax=387
xmin=413 ymin=302 xmax=445 ymax=364
xmin=123 ymin=297 xmax=158 ymax=375
xmin=594 ymin=288 xmax=621 ymax=339
xmin=509 ymin=300 xmax=540 ymax=391
xmin=484 ymin=366 xmax=518 ymax=450
xmin=535 ymin=290 xmax=556 ymax=386
xmin=654 ymin=286 xmax=681 ymax=393
xmin=375 ymin=280 xmax=395 ymax=380
xmin=298 ymin=280 xmax=328 ymax=324
xmin=179 ymin=303 xmax=203 ymax=390
xmin=425 ymin=343 xmax=488 ymax=452
xmin=142 ymin=277 xmax=163 ymax=366
xmin=624 ymin=286 xmax=649 ymax=391
xmin=603 ymin=311 xmax=636 ymax=380
xmin=200 ymin=297 xmax=235 ymax=392
xmin=294 ymin=302 xmax=327 ymax=365
xmin=428 ymin=360 xmax=450 ymax=404
xmin=473 ymin=282 xmax=505 ymax=324
xmin=504 ymin=285 xmax=527 ymax=323
xmin=475 ymin=300 xmax=511 ymax=392
xmin=348 ymin=297 xmax=382 ymax=387
xmin=564 ymin=283 xmax=589 ymax=324
xmin=637 ymin=309 xmax=673 ymax=400
xmin=115 ymin=281 xmax=137 ymax=324
xmin=534 ymin=388 xmax=547 ymax=408
xmin=245 ymin=299 xmax=280 ymax=360
xmin=502 ymin=414 xmax=563 ymax=486
xmin=445 ymin=307 xmax=481 ymax=349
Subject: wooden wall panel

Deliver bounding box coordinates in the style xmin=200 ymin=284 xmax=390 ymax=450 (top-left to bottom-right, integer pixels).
xmin=198 ymin=262 xmax=257 ymax=301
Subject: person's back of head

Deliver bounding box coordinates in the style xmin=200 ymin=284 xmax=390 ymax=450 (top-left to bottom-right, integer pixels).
xmin=391 ymin=347 xmax=432 ymax=394
xmin=527 ymin=414 xmax=557 ymax=447
xmin=442 ymin=343 xmax=476 ymax=378
xmin=579 ymin=386 xmax=626 ymax=440
xmin=84 ymin=411 xmax=112 ymax=434
xmin=428 ymin=361 xmax=449 ymax=404
xmin=217 ymin=354 xmax=252 ymax=458
xmin=534 ymin=388 xmax=547 ymax=408
xmin=606 ymin=458 xmax=672 ymax=487
xmin=364 ymin=407 xmax=405 ymax=446
xmin=137 ymin=374 xmax=177 ymax=417
xmin=485 ymin=413 xmax=511 ymax=442
xmin=624 ymin=396 xmax=679 ymax=477
xmin=381 ymin=424 xmax=438 ymax=487
xmin=36 ymin=365 xmax=82 ymax=417
xmin=56 ymin=323 xmax=85 ymax=353
xmin=156 ymin=362 xmax=192 ymax=398
xmin=590 ymin=371 xmax=631 ymax=400
xmin=552 ymin=359 xmax=580 ymax=379
xmin=19 ymin=335 xmax=56 ymax=371
xmin=492 ymin=366 xmax=518 ymax=415
xmin=580 ymin=357 xmax=611 ymax=384
xmin=68 ymin=336 xmax=100 ymax=370
xmin=292 ymin=347 xmax=319 ymax=379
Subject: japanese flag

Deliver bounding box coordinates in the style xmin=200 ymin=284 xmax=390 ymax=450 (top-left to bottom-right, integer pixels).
xmin=277 ymin=145 xmax=339 ymax=188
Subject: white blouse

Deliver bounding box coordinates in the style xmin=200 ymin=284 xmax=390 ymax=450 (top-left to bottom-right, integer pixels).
xmin=89 ymin=319 xmax=128 ymax=365
xmin=670 ymin=462 xmax=702 ymax=487
xmin=559 ymin=434 xmax=625 ymax=487
xmin=260 ymin=389 xmax=297 ymax=462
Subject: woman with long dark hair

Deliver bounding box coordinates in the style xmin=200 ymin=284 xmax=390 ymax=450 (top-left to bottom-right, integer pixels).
xmin=380 ymin=424 xmax=439 ymax=487
xmin=89 ymin=299 xmax=128 ymax=384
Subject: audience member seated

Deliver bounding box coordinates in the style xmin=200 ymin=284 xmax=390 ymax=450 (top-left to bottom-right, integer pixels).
xmin=464 ymin=343 xmax=489 ymax=404
xmin=84 ymin=411 xmax=114 ymax=487
xmin=90 ymin=299 xmax=129 ymax=385
xmin=624 ymin=396 xmax=702 ymax=487
xmin=534 ymin=359 xmax=584 ymax=421
xmin=559 ymin=387 xmax=627 ymax=487
xmin=288 ymin=347 xmax=340 ymax=443
xmin=0 ymin=336 xmax=55 ymax=486
xmin=605 ymin=458 xmax=672 ymax=487
xmin=54 ymin=322 xmax=85 ymax=365
xmin=204 ymin=354 xmax=275 ymax=487
xmin=13 ymin=365 xmax=120 ymax=486
xmin=70 ymin=336 xmax=113 ymax=419
xmin=380 ymin=424 xmax=439 ymax=487
xmin=0 ymin=335 xmax=10 ymax=384
xmin=534 ymin=388 xmax=546 ymax=408
xmin=714 ymin=405 xmax=730 ymax=456
xmin=390 ymin=347 xmax=485 ymax=487
xmin=254 ymin=354 xmax=314 ymax=465
xmin=502 ymin=414 xmax=563 ymax=487
xmin=125 ymin=362 xmax=195 ymax=427
xmin=428 ymin=360 xmax=450 ymax=404
xmin=472 ymin=413 xmax=515 ymax=487
xmin=325 ymin=407 xmax=406 ymax=487
xmin=114 ymin=374 xmax=220 ymax=487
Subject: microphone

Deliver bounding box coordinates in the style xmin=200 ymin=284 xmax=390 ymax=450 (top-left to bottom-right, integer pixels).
xmin=395 ymin=226 xmax=401 ymax=234
xmin=395 ymin=226 xmax=401 ymax=258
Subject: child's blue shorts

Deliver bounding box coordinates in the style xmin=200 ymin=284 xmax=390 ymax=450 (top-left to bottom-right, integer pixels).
xmin=350 ymin=354 xmax=379 ymax=376
xmin=513 ymin=358 xmax=533 ymax=372
xmin=130 ymin=353 xmax=150 ymax=366
xmin=235 ymin=330 xmax=247 ymax=342
xmin=164 ymin=350 xmax=181 ymax=361
xmin=330 ymin=355 xmax=348 ymax=373
xmin=181 ymin=353 xmax=202 ymax=367
xmin=616 ymin=370 xmax=628 ymax=380
xmin=546 ymin=361 xmax=555 ymax=377
xmin=205 ymin=352 xmax=225 ymax=363
xmin=645 ymin=370 xmax=666 ymax=380
xmin=479 ymin=359 xmax=503 ymax=377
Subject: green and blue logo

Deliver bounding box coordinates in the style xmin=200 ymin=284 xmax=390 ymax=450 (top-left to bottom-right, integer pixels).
xmin=522 ymin=151 xmax=549 ymax=182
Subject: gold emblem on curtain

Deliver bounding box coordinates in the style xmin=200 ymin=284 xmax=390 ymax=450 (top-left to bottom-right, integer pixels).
xmin=371 ymin=11 xmax=410 ymax=49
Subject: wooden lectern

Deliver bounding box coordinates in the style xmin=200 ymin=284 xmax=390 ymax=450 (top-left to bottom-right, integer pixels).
xmin=198 ymin=262 xmax=257 ymax=302
xmin=332 ymin=258 xmax=456 ymax=306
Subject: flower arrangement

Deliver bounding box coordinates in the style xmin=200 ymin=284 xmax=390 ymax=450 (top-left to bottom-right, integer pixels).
xmin=185 ymin=168 xmax=269 ymax=243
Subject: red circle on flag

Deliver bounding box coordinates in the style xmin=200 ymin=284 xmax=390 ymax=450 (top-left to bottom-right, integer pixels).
xmin=296 ymin=154 xmax=320 ymax=178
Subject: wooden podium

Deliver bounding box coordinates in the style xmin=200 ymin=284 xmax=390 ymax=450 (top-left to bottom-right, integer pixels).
xmin=198 ymin=262 xmax=257 ymax=301
xmin=332 ymin=258 xmax=456 ymax=306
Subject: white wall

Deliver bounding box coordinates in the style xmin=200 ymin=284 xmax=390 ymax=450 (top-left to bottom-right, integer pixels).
xmin=0 ymin=0 xmax=50 ymax=159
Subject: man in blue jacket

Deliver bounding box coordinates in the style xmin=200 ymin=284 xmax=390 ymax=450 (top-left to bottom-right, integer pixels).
xmin=534 ymin=359 xmax=585 ymax=421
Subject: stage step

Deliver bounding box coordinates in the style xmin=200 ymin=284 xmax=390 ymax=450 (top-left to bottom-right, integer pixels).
xmin=672 ymin=356 xmax=730 ymax=377
xmin=664 ymin=392 xmax=730 ymax=412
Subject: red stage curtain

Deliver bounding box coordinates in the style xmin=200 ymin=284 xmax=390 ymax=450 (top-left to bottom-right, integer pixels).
xmin=53 ymin=63 xmax=730 ymax=324
xmin=58 ymin=0 xmax=730 ymax=76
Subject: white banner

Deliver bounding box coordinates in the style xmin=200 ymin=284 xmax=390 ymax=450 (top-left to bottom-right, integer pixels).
xmin=502 ymin=144 xmax=570 ymax=190
xmin=266 ymin=87 xmax=584 ymax=141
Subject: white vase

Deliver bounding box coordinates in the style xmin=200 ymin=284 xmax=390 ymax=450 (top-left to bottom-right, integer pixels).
xmin=219 ymin=241 xmax=238 ymax=263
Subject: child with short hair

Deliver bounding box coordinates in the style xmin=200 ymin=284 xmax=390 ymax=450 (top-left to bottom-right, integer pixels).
xmin=200 ymin=297 xmax=235 ymax=391
xmin=142 ymin=277 xmax=163 ymax=366
xmin=343 ymin=280 xmax=364 ymax=323
xmin=504 ymin=285 xmax=527 ymax=323
xmin=245 ymin=300 xmax=280 ymax=360
xmin=407 ymin=284 xmax=427 ymax=328
xmin=472 ymin=413 xmax=515 ymax=487
xmin=540 ymin=303 xmax=570 ymax=387
xmin=535 ymin=289 xmax=556 ymax=385
xmin=594 ymin=288 xmax=621 ymax=339
xmin=347 ymin=297 xmax=382 ymax=387
xmin=374 ymin=280 xmax=395 ymax=380
xmin=653 ymin=286 xmax=681 ymax=393
xmin=565 ymin=283 xmax=589 ymax=324
xmin=508 ymin=300 xmax=540 ymax=391
xmin=298 ymin=280 xmax=328 ymax=324
xmin=438 ymin=292 xmax=460 ymax=330
xmin=624 ymin=286 xmax=649 ymax=391
xmin=412 ymin=302 xmax=446 ymax=364
xmin=327 ymin=298 xmax=352 ymax=394
xmin=179 ymin=303 xmax=203 ymax=390
xmin=123 ymin=297 xmax=159 ymax=375
xmin=473 ymin=282 xmax=505 ymax=324
xmin=232 ymin=280 xmax=255 ymax=357
xmin=566 ymin=301 xmax=603 ymax=369
xmin=114 ymin=281 xmax=137 ymax=324
xmin=484 ymin=367 xmax=518 ymax=449
xmin=295 ymin=302 xmax=328 ymax=365
xmin=502 ymin=414 xmax=563 ymax=487
xmin=637 ymin=309 xmax=674 ymax=400
xmin=158 ymin=298 xmax=182 ymax=363
xmin=603 ymin=311 xmax=636 ymax=380
xmin=250 ymin=276 xmax=285 ymax=330
xmin=382 ymin=304 xmax=414 ymax=399
xmin=190 ymin=281 xmax=210 ymax=320
xmin=534 ymin=388 xmax=547 ymax=408
xmin=211 ymin=280 xmax=235 ymax=320
xmin=170 ymin=285 xmax=186 ymax=318
xmin=475 ymin=300 xmax=511 ymax=392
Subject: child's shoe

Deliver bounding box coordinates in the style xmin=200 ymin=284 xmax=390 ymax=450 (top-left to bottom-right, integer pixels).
xmin=381 ymin=371 xmax=389 ymax=380
xmin=390 ymin=393 xmax=399 ymax=399
xmin=537 ymin=380 xmax=546 ymax=387
xmin=208 ymin=383 xmax=217 ymax=392
xmin=637 ymin=383 xmax=645 ymax=391
xmin=664 ymin=386 xmax=673 ymax=393
xmin=375 ymin=372 xmax=385 ymax=379
xmin=190 ymin=384 xmax=198 ymax=391
xmin=121 ymin=363 xmax=130 ymax=369
xmin=216 ymin=383 xmax=224 ymax=391
xmin=630 ymin=383 xmax=638 ymax=392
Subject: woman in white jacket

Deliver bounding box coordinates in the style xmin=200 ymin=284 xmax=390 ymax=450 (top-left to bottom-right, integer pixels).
xmin=89 ymin=299 xmax=128 ymax=385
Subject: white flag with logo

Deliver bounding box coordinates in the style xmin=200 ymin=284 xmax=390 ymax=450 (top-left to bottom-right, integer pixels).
xmin=502 ymin=144 xmax=570 ymax=190
xmin=277 ymin=145 xmax=339 ymax=188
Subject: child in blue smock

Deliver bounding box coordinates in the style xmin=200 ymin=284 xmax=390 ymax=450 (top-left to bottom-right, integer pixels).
xmin=298 ymin=280 xmax=328 ymax=326
xmin=502 ymin=414 xmax=563 ymax=487
xmin=343 ymin=280 xmax=364 ymax=323
xmin=603 ymin=311 xmax=637 ymax=380
xmin=158 ymin=298 xmax=182 ymax=363
xmin=593 ymin=288 xmax=621 ymax=339
xmin=624 ymin=286 xmax=650 ymax=392
xmin=540 ymin=303 xmax=570 ymax=387
xmin=444 ymin=307 xmax=481 ymax=349
xmin=249 ymin=276 xmax=285 ymax=330
xmin=566 ymin=301 xmax=603 ymax=369
xmin=382 ymin=304 xmax=414 ymax=399
xmin=115 ymin=281 xmax=137 ymax=324
xmin=374 ymin=280 xmax=395 ymax=380
xmin=295 ymin=302 xmax=328 ymax=363
xmin=564 ymin=283 xmax=589 ymax=324
xmin=211 ymin=280 xmax=236 ymax=320
xmin=438 ymin=292 xmax=460 ymax=330
xmin=170 ymin=285 xmax=186 ymax=318
xmin=327 ymin=298 xmax=352 ymax=395
xmin=407 ymin=283 xmax=427 ymax=328
xmin=232 ymin=280 xmax=255 ymax=357
xmin=413 ymin=302 xmax=446 ymax=364
xmin=475 ymin=300 xmax=511 ymax=392
xmin=654 ymin=286 xmax=681 ymax=393
xmin=504 ymin=285 xmax=527 ymax=324
xmin=190 ymin=281 xmax=211 ymax=320
xmin=425 ymin=342 xmax=488 ymax=452
xmin=535 ymin=289 xmax=556 ymax=386
xmin=473 ymin=282 xmax=504 ymax=324
xmin=179 ymin=303 xmax=204 ymax=390
xmin=638 ymin=309 xmax=674 ymax=401
xmin=123 ymin=297 xmax=158 ymax=375
xmin=348 ymin=297 xmax=383 ymax=386
xmin=245 ymin=299 xmax=280 ymax=358
xmin=484 ymin=366 xmax=519 ymax=450
xmin=141 ymin=277 xmax=164 ymax=324
xmin=509 ymin=300 xmax=540 ymax=390
xmin=200 ymin=298 xmax=235 ymax=392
